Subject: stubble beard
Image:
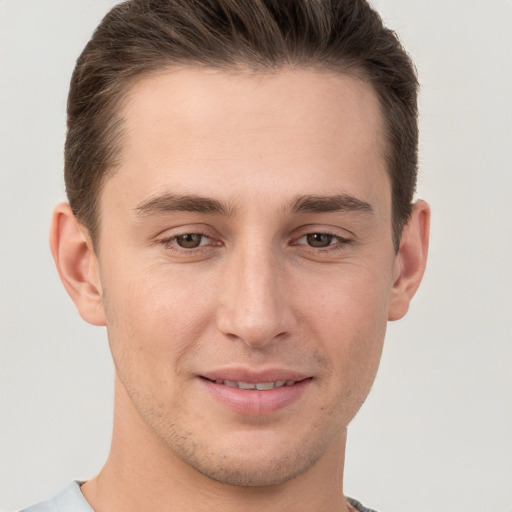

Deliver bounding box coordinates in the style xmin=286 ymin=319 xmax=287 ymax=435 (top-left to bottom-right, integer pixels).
xmin=126 ymin=381 xmax=350 ymax=488
xmin=164 ymin=420 xmax=335 ymax=487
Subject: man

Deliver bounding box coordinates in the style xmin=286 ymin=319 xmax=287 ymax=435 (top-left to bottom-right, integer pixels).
xmin=21 ymin=0 xmax=429 ymax=511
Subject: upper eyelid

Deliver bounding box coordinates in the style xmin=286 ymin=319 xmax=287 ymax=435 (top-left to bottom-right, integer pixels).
xmin=292 ymin=225 xmax=354 ymax=240
xmin=160 ymin=232 xmax=211 ymax=240
xmin=296 ymin=229 xmax=350 ymax=239
xmin=154 ymin=223 xmax=217 ymax=239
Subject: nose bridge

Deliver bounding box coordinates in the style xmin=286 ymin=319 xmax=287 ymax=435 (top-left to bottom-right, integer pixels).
xmin=217 ymin=238 xmax=290 ymax=347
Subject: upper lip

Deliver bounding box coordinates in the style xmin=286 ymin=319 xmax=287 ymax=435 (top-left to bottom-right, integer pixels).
xmin=200 ymin=368 xmax=310 ymax=383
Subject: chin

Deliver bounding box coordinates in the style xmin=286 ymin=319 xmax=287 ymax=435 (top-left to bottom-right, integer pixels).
xmin=168 ymin=426 xmax=335 ymax=487
xmin=185 ymin=448 xmax=319 ymax=487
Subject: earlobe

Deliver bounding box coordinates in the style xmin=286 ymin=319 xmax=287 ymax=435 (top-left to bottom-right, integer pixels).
xmin=388 ymin=200 xmax=430 ymax=321
xmin=49 ymin=203 xmax=106 ymax=326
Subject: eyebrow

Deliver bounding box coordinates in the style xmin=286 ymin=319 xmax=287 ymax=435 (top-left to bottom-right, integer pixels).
xmin=134 ymin=194 xmax=233 ymax=216
xmin=290 ymin=194 xmax=373 ymax=215
xmin=134 ymin=192 xmax=373 ymax=217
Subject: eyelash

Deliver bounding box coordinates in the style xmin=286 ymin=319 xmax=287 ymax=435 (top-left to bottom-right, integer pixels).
xmin=158 ymin=232 xmax=216 ymax=253
xmin=292 ymin=231 xmax=353 ymax=252
xmin=157 ymin=230 xmax=353 ymax=254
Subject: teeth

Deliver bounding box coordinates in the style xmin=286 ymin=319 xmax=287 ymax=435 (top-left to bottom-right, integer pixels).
xmin=214 ymin=379 xmax=296 ymax=390
xmin=238 ymin=381 xmax=256 ymax=390
xmin=255 ymin=382 xmax=275 ymax=390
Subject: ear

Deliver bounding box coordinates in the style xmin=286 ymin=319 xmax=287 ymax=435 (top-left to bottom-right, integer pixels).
xmin=49 ymin=203 xmax=106 ymax=326
xmin=388 ymin=200 xmax=430 ymax=321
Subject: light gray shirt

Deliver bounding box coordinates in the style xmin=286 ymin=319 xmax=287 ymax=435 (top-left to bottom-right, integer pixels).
xmin=19 ymin=482 xmax=92 ymax=512
xmin=19 ymin=481 xmax=378 ymax=512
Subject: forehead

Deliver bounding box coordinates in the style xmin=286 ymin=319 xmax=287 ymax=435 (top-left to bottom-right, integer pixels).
xmin=105 ymin=67 xmax=389 ymax=216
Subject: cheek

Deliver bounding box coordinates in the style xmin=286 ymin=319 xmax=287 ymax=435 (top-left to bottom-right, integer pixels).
xmin=302 ymin=262 xmax=391 ymax=335
xmin=301 ymin=265 xmax=391 ymax=389
xmin=101 ymin=263 xmax=216 ymax=383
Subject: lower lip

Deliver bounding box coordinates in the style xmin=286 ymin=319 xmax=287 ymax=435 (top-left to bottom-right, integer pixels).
xmin=200 ymin=378 xmax=311 ymax=416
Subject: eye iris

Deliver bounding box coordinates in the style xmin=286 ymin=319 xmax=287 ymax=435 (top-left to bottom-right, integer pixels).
xmin=176 ymin=234 xmax=202 ymax=248
xmin=306 ymin=233 xmax=333 ymax=247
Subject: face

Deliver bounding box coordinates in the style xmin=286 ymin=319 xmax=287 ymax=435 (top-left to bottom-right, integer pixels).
xmin=94 ymin=68 xmax=398 ymax=486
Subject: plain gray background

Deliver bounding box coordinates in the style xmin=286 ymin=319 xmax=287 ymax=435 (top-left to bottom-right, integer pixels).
xmin=1 ymin=1 xmax=511 ymax=511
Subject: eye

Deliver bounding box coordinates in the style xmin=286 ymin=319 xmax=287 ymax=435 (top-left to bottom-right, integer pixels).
xmin=175 ymin=233 xmax=208 ymax=249
xmin=295 ymin=232 xmax=350 ymax=248
xmin=159 ymin=232 xmax=216 ymax=251
xmin=304 ymin=233 xmax=334 ymax=248
xmin=290 ymin=228 xmax=355 ymax=257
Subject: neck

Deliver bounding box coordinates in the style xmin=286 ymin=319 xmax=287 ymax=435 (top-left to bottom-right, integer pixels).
xmin=81 ymin=378 xmax=352 ymax=512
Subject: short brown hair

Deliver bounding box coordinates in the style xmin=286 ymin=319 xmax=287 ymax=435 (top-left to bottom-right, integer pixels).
xmin=65 ymin=0 xmax=418 ymax=250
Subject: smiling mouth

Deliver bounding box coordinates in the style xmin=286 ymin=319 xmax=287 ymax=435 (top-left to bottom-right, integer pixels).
xmin=202 ymin=377 xmax=302 ymax=390
xmin=200 ymin=375 xmax=312 ymax=414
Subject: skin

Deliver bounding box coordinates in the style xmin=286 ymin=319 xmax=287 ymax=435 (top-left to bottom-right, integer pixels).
xmin=51 ymin=68 xmax=429 ymax=512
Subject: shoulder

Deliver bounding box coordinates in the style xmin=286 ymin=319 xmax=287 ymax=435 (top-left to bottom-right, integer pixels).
xmin=18 ymin=482 xmax=93 ymax=512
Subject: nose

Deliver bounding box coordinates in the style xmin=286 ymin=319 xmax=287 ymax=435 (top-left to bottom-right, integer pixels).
xmin=216 ymin=243 xmax=295 ymax=348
